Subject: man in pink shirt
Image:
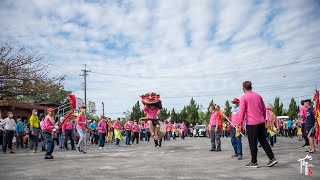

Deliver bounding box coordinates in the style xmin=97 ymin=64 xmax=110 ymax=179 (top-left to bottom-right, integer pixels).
xmin=124 ymin=118 xmax=133 ymax=145
xmin=166 ymin=121 xmax=173 ymax=140
xmin=236 ymin=81 xmax=277 ymax=168
xmin=180 ymin=121 xmax=187 ymax=140
xmin=299 ymin=100 xmax=309 ymax=147
xmin=131 ymin=120 xmax=140 ymax=144
xmin=144 ymin=121 xmax=151 ymax=142
xmin=98 ymin=115 xmax=107 ymax=150
xmin=43 ymin=108 xmax=59 ymax=159
xmin=62 ymin=117 xmax=75 ymax=150
xmin=76 ymin=105 xmax=87 ymax=154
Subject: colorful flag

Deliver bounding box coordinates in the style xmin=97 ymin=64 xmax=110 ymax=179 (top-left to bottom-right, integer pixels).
xmin=313 ymin=90 xmax=320 ymax=144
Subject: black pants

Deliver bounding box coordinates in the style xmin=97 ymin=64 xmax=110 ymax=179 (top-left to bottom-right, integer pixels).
xmin=132 ymin=132 xmax=139 ymax=144
xmin=301 ymin=123 xmax=309 ymax=146
xmin=64 ymin=130 xmax=75 ymax=149
xmin=247 ymin=123 xmax=274 ymax=163
xmin=288 ymin=128 xmax=293 ymax=138
xmin=3 ymin=130 xmax=14 ymax=152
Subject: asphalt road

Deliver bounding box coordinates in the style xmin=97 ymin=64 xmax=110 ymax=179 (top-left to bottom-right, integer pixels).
xmin=0 ymin=136 xmax=319 ymax=180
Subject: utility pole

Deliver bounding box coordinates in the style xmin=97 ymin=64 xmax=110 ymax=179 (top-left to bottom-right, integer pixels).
xmin=102 ymin=102 xmax=105 ymax=116
xmin=80 ymin=64 xmax=91 ymax=108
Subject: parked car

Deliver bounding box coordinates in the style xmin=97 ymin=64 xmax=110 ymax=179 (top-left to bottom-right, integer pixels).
xmin=193 ymin=125 xmax=207 ymax=137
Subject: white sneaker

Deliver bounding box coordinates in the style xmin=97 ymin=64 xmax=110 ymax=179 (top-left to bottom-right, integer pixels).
xmin=99 ymin=147 xmax=103 ymax=150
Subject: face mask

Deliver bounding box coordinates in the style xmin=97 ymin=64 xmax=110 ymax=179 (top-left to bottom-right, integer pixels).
xmin=34 ymin=112 xmax=38 ymax=115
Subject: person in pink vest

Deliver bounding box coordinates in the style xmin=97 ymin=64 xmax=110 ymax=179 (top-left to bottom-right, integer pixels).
xmin=131 ymin=120 xmax=140 ymax=144
xmin=62 ymin=117 xmax=75 ymax=150
xmin=166 ymin=121 xmax=173 ymax=140
xmin=172 ymin=122 xmax=178 ymax=140
xmin=98 ymin=115 xmax=107 ymax=150
xmin=76 ymin=105 xmax=87 ymax=154
xmin=144 ymin=121 xmax=151 ymax=142
xmin=180 ymin=121 xmax=187 ymax=140
xmin=124 ymin=118 xmax=133 ymax=145
xmin=43 ymin=108 xmax=59 ymax=159
xmin=113 ymin=118 xmax=122 ymax=147
xmin=234 ymin=81 xmax=277 ymax=168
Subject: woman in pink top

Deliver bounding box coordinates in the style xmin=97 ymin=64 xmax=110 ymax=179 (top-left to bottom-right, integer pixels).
xmin=43 ymin=108 xmax=58 ymax=159
xmin=237 ymin=81 xmax=277 ymax=168
xmin=98 ymin=115 xmax=107 ymax=149
xmin=76 ymin=105 xmax=87 ymax=154
xmin=131 ymin=120 xmax=140 ymax=144
xmin=113 ymin=118 xmax=122 ymax=146
xmin=172 ymin=122 xmax=178 ymax=140
xmin=143 ymin=104 xmax=161 ymax=139
xmin=62 ymin=118 xmax=75 ymax=150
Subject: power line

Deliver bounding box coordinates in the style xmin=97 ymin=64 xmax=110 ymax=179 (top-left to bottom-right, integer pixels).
xmin=89 ymin=56 xmax=320 ymax=79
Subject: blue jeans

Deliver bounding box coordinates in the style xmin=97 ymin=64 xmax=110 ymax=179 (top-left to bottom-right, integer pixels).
xmin=125 ymin=130 xmax=131 ymax=145
xmin=115 ymin=138 xmax=120 ymax=145
xmin=230 ymin=127 xmax=242 ymax=155
xmin=44 ymin=132 xmax=54 ymax=155
xmin=145 ymin=131 xmax=150 ymax=142
xmin=77 ymin=129 xmax=85 ymax=151
xmin=99 ymin=133 xmax=106 ymax=147
xmin=58 ymin=133 xmax=64 ymax=148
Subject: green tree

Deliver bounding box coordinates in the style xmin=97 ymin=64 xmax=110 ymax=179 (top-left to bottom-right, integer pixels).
xmin=130 ymin=101 xmax=144 ymax=121
xmin=170 ymin=108 xmax=178 ymax=122
xmin=178 ymin=106 xmax=188 ymax=123
xmin=287 ymin=98 xmax=299 ymax=119
xmin=272 ymin=97 xmax=284 ymax=116
xmin=204 ymin=100 xmax=214 ymax=124
xmin=158 ymin=108 xmax=170 ymax=121
xmin=185 ymin=98 xmax=200 ymax=126
xmin=224 ymin=100 xmax=232 ymax=119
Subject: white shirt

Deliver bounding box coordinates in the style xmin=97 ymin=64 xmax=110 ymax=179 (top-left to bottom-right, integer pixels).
xmin=0 ymin=118 xmax=16 ymax=131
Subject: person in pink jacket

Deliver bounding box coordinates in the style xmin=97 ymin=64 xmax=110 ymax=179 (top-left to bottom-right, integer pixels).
xmin=43 ymin=108 xmax=59 ymax=159
xmin=180 ymin=121 xmax=187 ymax=140
xmin=131 ymin=120 xmax=140 ymax=144
xmin=166 ymin=121 xmax=173 ymax=140
xmin=235 ymin=81 xmax=277 ymax=168
xmin=98 ymin=115 xmax=107 ymax=150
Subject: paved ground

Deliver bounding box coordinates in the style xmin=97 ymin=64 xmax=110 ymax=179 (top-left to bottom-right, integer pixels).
xmin=0 ymin=137 xmax=319 ymax=180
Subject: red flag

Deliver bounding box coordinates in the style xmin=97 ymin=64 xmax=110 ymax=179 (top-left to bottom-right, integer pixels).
xmin=59 ymin=94 xmax=76 ymax=127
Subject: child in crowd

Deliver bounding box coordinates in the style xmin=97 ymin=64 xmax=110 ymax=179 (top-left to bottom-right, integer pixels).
xmin=297 ymin=125 xmax=303 ymax=141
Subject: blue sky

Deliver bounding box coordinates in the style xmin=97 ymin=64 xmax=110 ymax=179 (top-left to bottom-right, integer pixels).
xmin=1 ymin=0 xmax=320 ymax=118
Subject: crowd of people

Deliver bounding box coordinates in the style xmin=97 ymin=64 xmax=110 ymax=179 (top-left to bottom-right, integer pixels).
xmin=0 ymin=81 xmax=317 ymax=168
